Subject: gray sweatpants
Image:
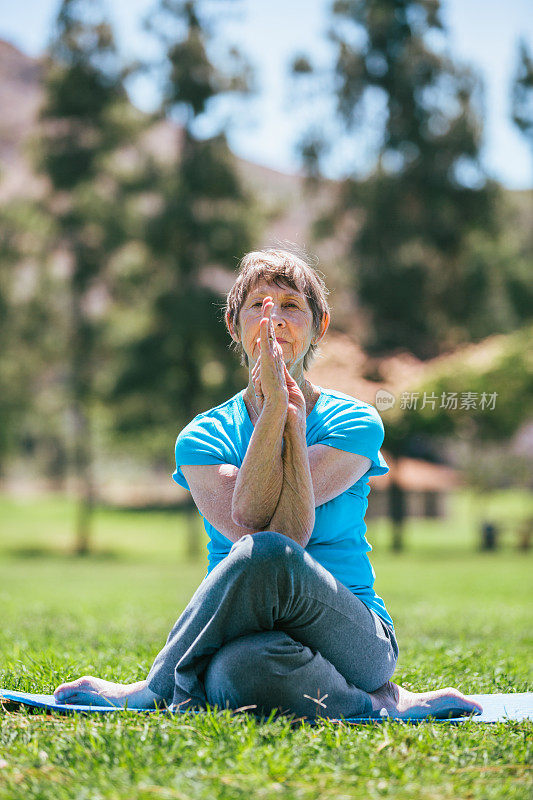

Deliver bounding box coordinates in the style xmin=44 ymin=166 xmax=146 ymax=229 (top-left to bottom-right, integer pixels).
xmin=146 ymin=531 xmax=399 ymax=720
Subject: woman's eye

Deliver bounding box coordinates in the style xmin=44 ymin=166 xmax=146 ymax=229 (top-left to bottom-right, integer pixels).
xmin=249 ymin=300 xmax=298 ymax=309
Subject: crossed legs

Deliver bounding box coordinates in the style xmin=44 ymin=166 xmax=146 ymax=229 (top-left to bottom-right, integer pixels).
xmin=144 ymin=531 xmax=397 ymax=718
xmin=54 ymin=532 xmax=481 ymax=720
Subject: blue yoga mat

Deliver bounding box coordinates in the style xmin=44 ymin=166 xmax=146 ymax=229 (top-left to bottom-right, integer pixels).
xmin=1 ymin=689 xmax=532 ymax=723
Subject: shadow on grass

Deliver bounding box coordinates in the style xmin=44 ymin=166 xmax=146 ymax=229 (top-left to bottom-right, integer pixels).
xmin=5 ymin=546 xmax=122 ymax=561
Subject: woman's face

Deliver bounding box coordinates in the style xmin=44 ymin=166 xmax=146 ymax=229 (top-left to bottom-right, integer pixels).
xmin=229 ymin=280 xmax=319 ymax=370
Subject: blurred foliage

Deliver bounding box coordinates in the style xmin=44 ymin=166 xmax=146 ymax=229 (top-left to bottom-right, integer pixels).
xmin=382 ymin=323 xmax=533 ymax=453
xmin=0 ymin=0 xmax=531 ymax=528
xmin=380 ymin=322 xmax=533 ymax=546
xmin=458 ymin=447 xmax=531 ymax=494
xmin=109 ymin=0 xmax=254 ymax=446
xmin=35 ymin=0 xmax=146 ymax=551
xmin=0 ymin=202 xmax=58 ymax=471
xmin=293 ymin=0 xmax=532 ymax=359
xmin=0 ymin=0 xmax=257 ymax=498
xmin=289 ymin=0 xmax=532 ymax=551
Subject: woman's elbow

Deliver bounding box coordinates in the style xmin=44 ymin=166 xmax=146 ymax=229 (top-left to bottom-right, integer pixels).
xmin=231 ymin=499 xmax=270 ymax=530
xmin=278 ymin=513 xmax=315 ymax=549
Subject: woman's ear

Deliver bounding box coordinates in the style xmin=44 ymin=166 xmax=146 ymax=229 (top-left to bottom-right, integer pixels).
xmin=314 ymin=312 xmax=330 ymax=345
xmin=226 ymin=309 xmax=240 ymax=343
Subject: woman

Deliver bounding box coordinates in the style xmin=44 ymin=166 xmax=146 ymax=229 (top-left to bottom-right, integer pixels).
xmin=54 ymin=249 xmax=482 ymax=721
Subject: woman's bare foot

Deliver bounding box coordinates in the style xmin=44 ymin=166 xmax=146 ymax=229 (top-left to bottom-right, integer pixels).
xmin=53 ymin=677 xmax=164 ymax=709
xmin=369 ymin=681 xmax=483 ymax=720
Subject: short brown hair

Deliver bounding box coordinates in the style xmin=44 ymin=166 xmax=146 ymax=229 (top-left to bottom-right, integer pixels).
xmin=225 ymin=247 xmax=330 ymax=370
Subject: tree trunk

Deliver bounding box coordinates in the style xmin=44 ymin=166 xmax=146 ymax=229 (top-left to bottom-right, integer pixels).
xmin=185 ymin=497 xmax=201 ymax=560
xmin=71 ymin=273 xmax=95 ymax=556
xmin=388 ymin=458 xmax=406 ymax=552
xmin=72 ymin=401 xmax=94 ymax=556
xmin=44 ymin=435 xmax=68 ymax=491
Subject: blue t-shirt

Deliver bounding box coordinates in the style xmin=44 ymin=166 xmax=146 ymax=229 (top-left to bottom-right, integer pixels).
xmin=172 ymin=387 xmax=393 ymax=629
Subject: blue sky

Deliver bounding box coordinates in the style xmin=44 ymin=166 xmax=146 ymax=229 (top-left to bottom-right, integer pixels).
xmin=1 ymin=0 xmax=532 ymax=189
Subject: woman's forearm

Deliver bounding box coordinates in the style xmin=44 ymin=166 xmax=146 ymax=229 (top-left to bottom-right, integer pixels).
xmin=268 ymin=415 xmax=315 ymax=547
xmin=231 ymin=399 xmax=287 ymax=529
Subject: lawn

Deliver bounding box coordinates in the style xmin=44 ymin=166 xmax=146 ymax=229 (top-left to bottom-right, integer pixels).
xmin=0 ymin=491 xmax=531 ymax=799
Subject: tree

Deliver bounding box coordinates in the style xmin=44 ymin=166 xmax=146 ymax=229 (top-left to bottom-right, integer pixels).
xmin=294 ymin=0 xmax=499 ymax=359
xmin=511 ymin=38 xmax=533 ymax=297
xmin=0 ymin=202 xmax=56 ymax=477
xmin=110 ymin=0 xmax=254 ymax=556
xmin=111 ymin=1 xmax=252 ymax=450
xmin=39 ymin=0 xmax=138 ymax=553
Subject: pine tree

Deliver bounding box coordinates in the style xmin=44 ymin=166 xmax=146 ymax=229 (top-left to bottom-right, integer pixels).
xmin=108 ymin=0 xmax=253 ymax=556
xmin=39 ymin=0 xmax=137 ymax=553
xmin=294 ymin=0 xmax=498 ymax=359
xmin=292 ymin=0 xmax=509 ymax=551
xmin=112 ymin=1 xmax=253 ymax=456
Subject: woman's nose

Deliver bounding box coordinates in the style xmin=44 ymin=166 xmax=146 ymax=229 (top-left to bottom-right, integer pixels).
xmin=271 ymin=307 xmax=286 ymax=326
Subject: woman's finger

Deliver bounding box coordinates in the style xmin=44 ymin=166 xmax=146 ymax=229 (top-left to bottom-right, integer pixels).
xmin=260 ymin=313 xmax=271 ymax=354
xmin=260 ymin=301 xmax=277 ymax=360
xmin=268 ymin=320 xmax=276 ymax=354
xmin=257 ymin=298 xmax=288 ymax=399
xmin=252 ymin=355 xmax=261 ymax=382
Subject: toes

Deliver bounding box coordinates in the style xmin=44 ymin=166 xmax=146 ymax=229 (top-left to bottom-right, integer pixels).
xmin=54 ymin=682 xmax=74 ymax=697
xmin=56 ymin=690 xmax=92 ymax=705
xmin=54 ymin=676 xmax=93 ymax=699
xmin=59 ymin=693 xmax=81 ymax=705
xmin=54 ymin=684 xmax=72 ymax=698
xmin=434 ymin=696 xmax=482 ymax=719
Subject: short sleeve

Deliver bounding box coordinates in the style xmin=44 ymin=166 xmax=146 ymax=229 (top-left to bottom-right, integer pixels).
xmin=173 ymin=417 xmax=228 ymax=491
xmin=318 ymin=401 xmax=389 ymax=479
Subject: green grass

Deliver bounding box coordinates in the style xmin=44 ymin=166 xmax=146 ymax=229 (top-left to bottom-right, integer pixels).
xmin=1 ymin=491 xmax=532 ymax=799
